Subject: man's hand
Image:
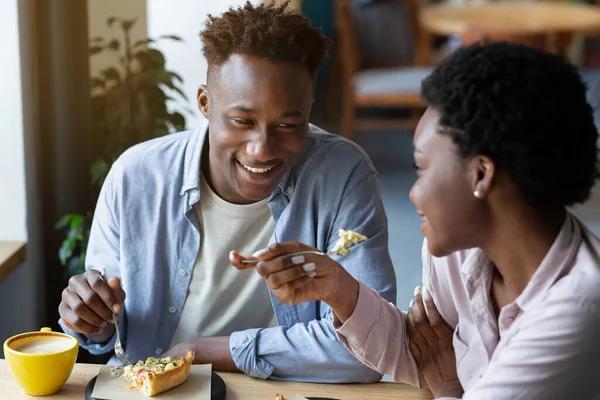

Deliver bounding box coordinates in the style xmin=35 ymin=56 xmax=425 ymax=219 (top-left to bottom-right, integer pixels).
xmin=163 ymin=337 xmax=240 ymax=372
xmin=58 ymin=269 xmax=126 ymax=340
xmin=407 ymin=286 xmax=463 ymax=399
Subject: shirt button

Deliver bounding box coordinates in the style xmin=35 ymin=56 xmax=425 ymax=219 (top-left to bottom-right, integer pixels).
xmin=168 ymin=306 xmax=177 ymax=314
xmin=155 ymin=348 xmax=163 ymax=355
xmin=178 ymin=269 xmax=187 ymax=276
xmin=191 ymin=189 xmax=198 ymax=196
xmin=286 ymin=186 xmax=293 ymax=194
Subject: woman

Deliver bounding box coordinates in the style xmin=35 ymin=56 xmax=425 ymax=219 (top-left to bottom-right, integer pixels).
xmin=232 ymin=42 xmax=600 ymax=399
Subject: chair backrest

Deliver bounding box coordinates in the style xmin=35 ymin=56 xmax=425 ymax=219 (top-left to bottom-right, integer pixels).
xmin=333 ymin=0 xmax=421 ymax=82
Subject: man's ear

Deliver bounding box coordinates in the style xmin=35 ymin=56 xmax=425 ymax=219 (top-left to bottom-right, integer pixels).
xmin=197 ymin=85 xmax=209 ymax=118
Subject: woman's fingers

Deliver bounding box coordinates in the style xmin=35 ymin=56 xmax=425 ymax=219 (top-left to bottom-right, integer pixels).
xmin=411 ymin=286 xmax=441 ymax=343
xmin=266 ymin=264 xmax=316 ymax=289
xmin=422 ymin=287 xmax=454 ymax=344
xmin=407 ymin=306 xmax=426 ymax=363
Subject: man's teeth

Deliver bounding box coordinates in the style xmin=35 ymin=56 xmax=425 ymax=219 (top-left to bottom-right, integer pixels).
xmin=242 ymin=163 xmax=274 ymax=174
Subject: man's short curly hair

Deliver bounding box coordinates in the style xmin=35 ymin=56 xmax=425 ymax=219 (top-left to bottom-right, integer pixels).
xmin=200 ymin=1 xmax=330 ymax=75
xmin=421 ymin=42 xmax=599 ymax=207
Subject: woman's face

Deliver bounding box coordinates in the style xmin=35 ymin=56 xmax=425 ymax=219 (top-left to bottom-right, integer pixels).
xmin=409 ymin=107 xmax=490 ymax=257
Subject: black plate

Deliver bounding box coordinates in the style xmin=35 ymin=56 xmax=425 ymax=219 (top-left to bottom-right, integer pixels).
xmin=306 ymin=398 xmax=339 ymax=400
xmin=85 ymin=371 xmax=226 ymax=400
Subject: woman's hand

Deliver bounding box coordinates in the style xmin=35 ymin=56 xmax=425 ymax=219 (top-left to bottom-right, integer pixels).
xmin=407 ymin=286 xmax=463 ymax=399
xmin=231 ymin=242 xmax=359 ymax=321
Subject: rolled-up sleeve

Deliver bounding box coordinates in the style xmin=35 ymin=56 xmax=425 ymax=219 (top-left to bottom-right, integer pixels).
xmin=58 ymin=159 xmax=124 ymax=355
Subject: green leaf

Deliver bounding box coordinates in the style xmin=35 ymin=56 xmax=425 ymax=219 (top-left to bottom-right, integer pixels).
xmin=55 ymin=214 xmax=73 ymax=229
xmin=69 ymin=214 xmax=83 ymax=230
xmin=135 ymin=49 xmax=166 ymax=69
xmin=106 ymin=39 xmax=120 ymax=51
xmin=101 ymin=67 xmax=121 ymax=83
xmin=91 ymin=78 xmax=106 ymax=90
xmin=79 ymin=249 xmax=86 ymax=271
xmin=107 ymin=17 xmax=117 ymax=27
xmin=159 ymin=34 xmax=183 ymax=42
xmin=89 ymin=46 xmax=104 ymax=55
xmin=121 ymin=18 xmax=137 ymax=31
xmin=167 ymin=71 xmax=183 ymax=84
xmin=167 ymin=112 xmax=186 ymax=131
xmin=133 ymin=38 xmax=155 ymax=48
xmin=91 ymin=159 xmax=109 ymax=187
xmin=58 ymin=237 xmax=77 ymax=266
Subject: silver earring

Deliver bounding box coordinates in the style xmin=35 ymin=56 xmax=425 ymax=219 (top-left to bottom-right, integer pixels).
xmin=474 ymin=190 xmax=482 ymax=199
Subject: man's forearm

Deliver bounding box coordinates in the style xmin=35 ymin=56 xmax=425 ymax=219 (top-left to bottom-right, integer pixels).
xmin=170 ymin=336 xmax=240 ymax=372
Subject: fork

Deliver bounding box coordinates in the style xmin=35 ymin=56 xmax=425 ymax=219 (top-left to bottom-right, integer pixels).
xmin=240 ymin=249 xmax=336 ymax=264
xmin=98 ymin=268 xmax=132 ymax=366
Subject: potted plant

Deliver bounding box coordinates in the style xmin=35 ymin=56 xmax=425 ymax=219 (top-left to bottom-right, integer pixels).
xmin=56 ymin=16 xmax=189 ymax=277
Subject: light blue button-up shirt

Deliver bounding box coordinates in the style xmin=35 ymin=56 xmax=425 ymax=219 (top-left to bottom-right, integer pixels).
xmin=59 ymin=119 xmax=397 ymax=383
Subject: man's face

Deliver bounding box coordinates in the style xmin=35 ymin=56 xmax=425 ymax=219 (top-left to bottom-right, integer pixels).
xmin=198 ymin=54 xmax=315 ymax=204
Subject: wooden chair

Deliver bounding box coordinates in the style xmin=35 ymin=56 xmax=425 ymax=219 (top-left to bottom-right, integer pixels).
xmin=332 ymin=0 xmax=433 ymax=141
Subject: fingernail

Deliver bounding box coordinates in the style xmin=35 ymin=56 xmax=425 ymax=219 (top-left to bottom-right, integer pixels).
xmin=302 ymin=263 xmax=316 ymax=272
xmin=422 ymin=287 xmax=431 ymax=301
xmin=112 ymin=304 xmax=120 ymax=313
xmin=229 ymin=251 xmax=235 ymax=261
xmin=307 ymin=271 xmax=317 ymax=278
xmin=413 ymin=286 xmax=421 ymax=296
xmin=291 ymin=255 xmax=305 ymax=265
xmin=409 ymin=299 xmax=414 ymax=308
xmin=101 ymin=321 xmax=108 ymax=328
xmin=252 ymin=248 xmax=269 ymax=257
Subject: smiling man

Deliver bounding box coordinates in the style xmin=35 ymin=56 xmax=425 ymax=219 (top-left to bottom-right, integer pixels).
xmin=57 ymin=1 xmax=396 ymax=383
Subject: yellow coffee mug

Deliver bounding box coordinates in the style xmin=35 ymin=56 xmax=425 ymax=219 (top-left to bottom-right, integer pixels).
xmin=3 ymin=327 xmax=79 ymax=396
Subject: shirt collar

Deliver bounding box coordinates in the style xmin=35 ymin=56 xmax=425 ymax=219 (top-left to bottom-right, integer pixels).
xmin=460 ymin=211 xmax=582 ymax=312
xmin=179 ymin=117 xmax=208 ymax=196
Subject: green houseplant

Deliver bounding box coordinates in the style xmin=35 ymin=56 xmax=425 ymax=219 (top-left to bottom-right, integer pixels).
xmin=56 ymin=17 xmax=188 ymax=277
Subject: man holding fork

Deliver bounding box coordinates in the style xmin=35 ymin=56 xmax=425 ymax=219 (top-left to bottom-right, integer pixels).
xmin=57 ymin=1 xmax=396 ymax=383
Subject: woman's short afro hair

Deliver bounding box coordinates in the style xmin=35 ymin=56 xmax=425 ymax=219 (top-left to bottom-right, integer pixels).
xmin=422 ymin=42 xmax=599 ymax=207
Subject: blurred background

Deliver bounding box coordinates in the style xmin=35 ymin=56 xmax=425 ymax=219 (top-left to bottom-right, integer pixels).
xmin=2 ymin=0 xmax=600 ymax=366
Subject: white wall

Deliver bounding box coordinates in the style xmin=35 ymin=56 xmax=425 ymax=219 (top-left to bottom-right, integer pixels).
xmin=147 ymin=0 xmax=262 ymax=129
xmin=0 ymin=0 xmax=27 ymax=242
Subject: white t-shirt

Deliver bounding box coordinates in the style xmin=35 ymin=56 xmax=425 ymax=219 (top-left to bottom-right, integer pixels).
xmin=170 ymin=175 xmax=277 ymax=346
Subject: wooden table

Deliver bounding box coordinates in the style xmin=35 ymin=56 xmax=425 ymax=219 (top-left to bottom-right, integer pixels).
xmin=420 ymin=1 xmax=600 ymax=53
xmin=0 ymin=242 xmax=26 ymax=284
xmin=0 ymin=359 xmax=433 ymax=399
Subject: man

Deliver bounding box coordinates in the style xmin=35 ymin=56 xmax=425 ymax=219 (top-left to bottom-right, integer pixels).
xmin=58 ymin=1 xmax=396 ymax=383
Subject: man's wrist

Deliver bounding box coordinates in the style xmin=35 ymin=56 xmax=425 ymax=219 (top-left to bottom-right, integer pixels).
xmin=180 ymin=336 xmax=240 ymax=372
xmin=85 ymin=324 xmax=116 ymax=344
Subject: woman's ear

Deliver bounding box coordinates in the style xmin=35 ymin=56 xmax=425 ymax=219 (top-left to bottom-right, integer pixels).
xmin=472 ymin=156 xmax=495 ymax=199
xmin=197 ymin=85 xmax=209 ymax=118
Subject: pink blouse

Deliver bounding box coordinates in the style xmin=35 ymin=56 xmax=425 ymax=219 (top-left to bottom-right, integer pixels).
xmin=335 ymin=212 xmax=600 ymax=399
